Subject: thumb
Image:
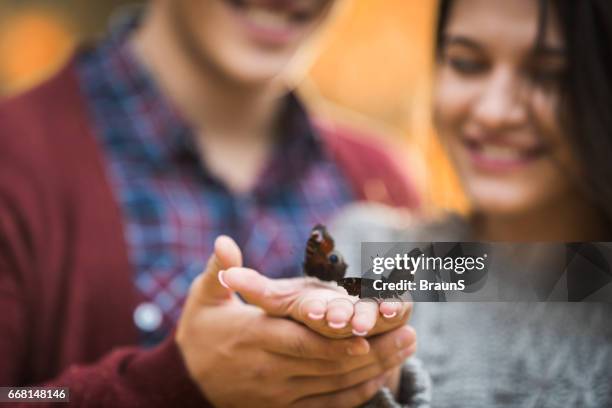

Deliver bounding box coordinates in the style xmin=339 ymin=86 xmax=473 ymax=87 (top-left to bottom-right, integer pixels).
xmin=193 ymin=235 xmax=243 ymax=304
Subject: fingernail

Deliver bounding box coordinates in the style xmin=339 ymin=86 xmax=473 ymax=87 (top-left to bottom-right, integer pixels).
xmin=395 ymin=328 xmax=413 ymax=349
xmin=352 ymin=329 xmax=368 ymax=337
xmin=328 ymin=321 xmax=347 ymax=329
xmin=218 ymin=270 xmax=230 ymax=289
xmin=383 ymin=311 xmax=397 ymax=319
xmin=308 ymin=312 xmax=325 ymax=320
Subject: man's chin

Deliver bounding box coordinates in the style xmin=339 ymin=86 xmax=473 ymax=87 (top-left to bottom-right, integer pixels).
xmin=208 ymin=52 xmax=294 ymax=86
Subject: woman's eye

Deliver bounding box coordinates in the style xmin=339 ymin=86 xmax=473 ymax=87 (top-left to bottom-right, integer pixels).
xmin=528 ymin=68 xmax=565 ymax=88
xmin=447 ymin=56 xmax=487 ymax=75
xmin=526 ymin=55 xmax=567 ymax=89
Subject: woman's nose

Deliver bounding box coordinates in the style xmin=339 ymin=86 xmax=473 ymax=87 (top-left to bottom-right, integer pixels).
xmin=472 ymin=67 xmax=528 ymax=130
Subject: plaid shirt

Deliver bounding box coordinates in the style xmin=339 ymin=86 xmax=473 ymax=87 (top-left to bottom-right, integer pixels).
xmin=76 ymin=14 xmax=355 ymax=345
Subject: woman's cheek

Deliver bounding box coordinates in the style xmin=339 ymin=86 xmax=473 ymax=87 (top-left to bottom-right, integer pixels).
xmin=435 ymin=70 xmax=478 ymax=133
xmin=531 ymin=89 xmax=562 ymax=143
xmin=531 ymin=89 xmax=581 ymax=182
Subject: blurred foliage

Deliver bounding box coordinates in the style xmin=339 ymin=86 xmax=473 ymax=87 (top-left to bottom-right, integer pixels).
xmin=0 ymin=0 xmax=131 ymax=91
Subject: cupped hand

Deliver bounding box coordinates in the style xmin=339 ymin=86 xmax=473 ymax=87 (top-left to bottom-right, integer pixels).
xmin=176 ymin=236 xmax=416 ymax=408
xmin=220 ymin=267 xmax=412 ymax=339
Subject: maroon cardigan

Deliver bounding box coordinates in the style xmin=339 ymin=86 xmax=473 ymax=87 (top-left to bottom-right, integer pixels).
xmin=0 ymin=59 xmax=420 ymax=407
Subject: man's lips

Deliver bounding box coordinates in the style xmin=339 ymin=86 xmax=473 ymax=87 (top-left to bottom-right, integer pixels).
xmin=223 ymin=0 xmax=325 ymax=45
xmin=225 ymin=0 xmax=323 ymax=23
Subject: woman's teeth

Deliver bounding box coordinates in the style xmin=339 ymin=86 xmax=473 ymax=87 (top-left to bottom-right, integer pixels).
xmin=478 ymin=145 xmax=525 ymax=161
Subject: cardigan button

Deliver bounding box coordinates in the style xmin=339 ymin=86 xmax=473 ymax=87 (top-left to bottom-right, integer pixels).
xmin=133 ymin=302 xmax=163 ymax=332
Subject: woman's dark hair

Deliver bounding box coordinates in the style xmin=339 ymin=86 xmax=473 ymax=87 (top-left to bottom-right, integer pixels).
xmin=436 ymin=0 xmax=612 ymax=224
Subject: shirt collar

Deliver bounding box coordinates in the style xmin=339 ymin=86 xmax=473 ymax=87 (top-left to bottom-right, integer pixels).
xmin=258 ymin=93 xmax=326 ymax=195
xmin=102 ymin=10 xmax=196 ymax=168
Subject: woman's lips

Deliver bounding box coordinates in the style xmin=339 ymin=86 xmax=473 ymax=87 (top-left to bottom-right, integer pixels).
xmin=224 ymin=0 xmax=319 ymax=46
xmin=462 ymin=137 xmax=547 ymax=173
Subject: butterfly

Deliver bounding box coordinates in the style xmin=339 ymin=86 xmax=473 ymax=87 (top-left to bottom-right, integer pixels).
xmin=303 ymin=224 xmax=347 ymax=283
xmin=303 ymin=224 xmax=414 ymax=299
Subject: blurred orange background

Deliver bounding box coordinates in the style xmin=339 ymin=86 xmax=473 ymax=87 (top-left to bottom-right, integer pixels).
xmin=0 ymin=0 xmax=465 ymax=212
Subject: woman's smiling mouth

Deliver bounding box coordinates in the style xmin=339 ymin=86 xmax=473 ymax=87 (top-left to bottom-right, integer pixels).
xmin=461 ymin=135 xmax=548 ymax=172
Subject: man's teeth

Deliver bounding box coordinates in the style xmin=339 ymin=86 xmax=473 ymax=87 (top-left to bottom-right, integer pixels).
xmin=245 ymin=7 xmax=291 ymax=29
xmin=478 ymin=145 xmax=525 ymax=161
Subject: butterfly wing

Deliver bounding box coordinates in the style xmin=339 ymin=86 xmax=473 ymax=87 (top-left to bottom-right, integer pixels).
xmin=338 ymin=277 xmax=362 ymax=297
xmin=303 ymin=225 xmax=347 ymax=282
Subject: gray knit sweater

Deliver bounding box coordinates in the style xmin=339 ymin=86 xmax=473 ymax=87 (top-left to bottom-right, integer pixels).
xmin=335 ymin=204 xmax=612 ymax=408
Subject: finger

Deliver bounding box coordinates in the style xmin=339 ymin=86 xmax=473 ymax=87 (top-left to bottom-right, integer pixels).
xmin=350 ymin=300 xmax=378 ymax=336
xmin=368 ymin=325 xmax=417 ymax=362
xmin=384 ymin=366 xmax=402 ymax=397
xmin=194 ymin=235 xmax=242 ymax=304
xmin=290 ymin=346 xmax=413 ymax=397
xmin=292 ymin=373 xmax=388 ymax=408
xmin=388 ymin=301 xmax=412 ymax=324
xmin=222 ymin=268 xmax=307 ymax=315
xmin=278 ymin=333 xmax=415 ymax=377
xmin=325 ymin=298 xmax=355 ymax=330
xmin=379 ymin=301 xmax=402 ymax=319
xmin=298 ymin=297 xmax=348 ymax=338
xmin=378 ymin=301 xmax=413 ymax=328
xmin=298 ymin=296 xmax=355 ymax=339
xmin=300 ymin=297 xmax=327 ymax=322
xmin=261 ymin=318 xmax=370 ymax=360
xmin=363 ymin=301 xmax=413 ymax=338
